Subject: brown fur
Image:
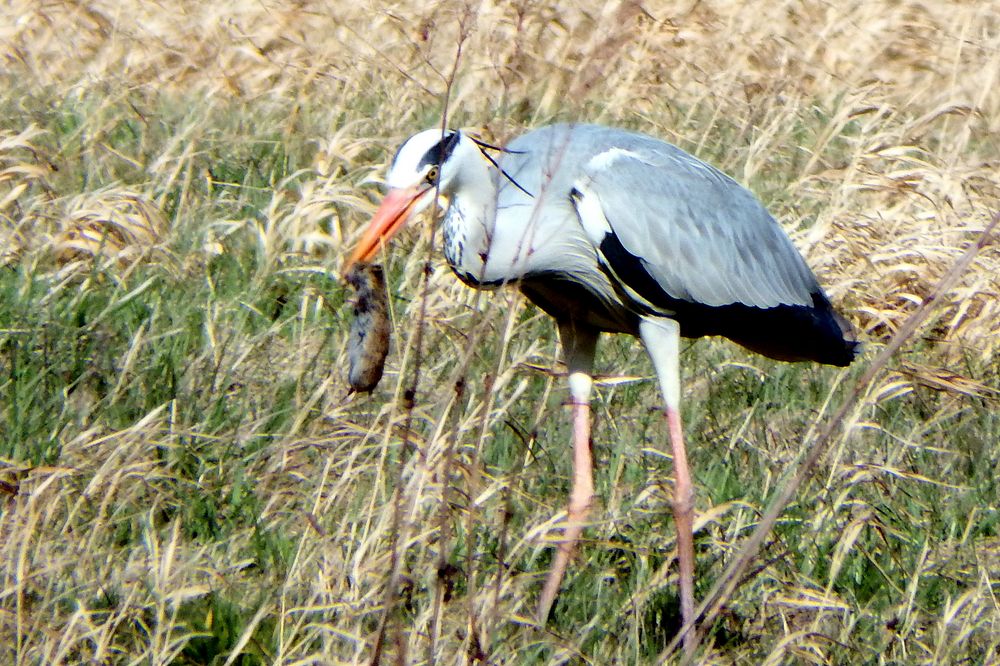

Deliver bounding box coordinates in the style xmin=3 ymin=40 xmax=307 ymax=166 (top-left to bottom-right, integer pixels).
xmin=345 ymin=263 xmax=391 ymax=392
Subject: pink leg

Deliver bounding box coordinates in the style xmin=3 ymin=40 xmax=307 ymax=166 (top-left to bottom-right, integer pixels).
xmin=537 ymin=324 xmax=598 ymax=623
xmin=640 ymin=318 xmax=696 ymax=657
xmin=667 ymin=404 xmax=695 ymax=654
xmin=537 ymin=397 xmax=593 ymax=622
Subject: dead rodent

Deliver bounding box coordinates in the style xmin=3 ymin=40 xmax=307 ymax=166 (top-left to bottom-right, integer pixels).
xmin=345 ymin=262 xmax=391 ymax=392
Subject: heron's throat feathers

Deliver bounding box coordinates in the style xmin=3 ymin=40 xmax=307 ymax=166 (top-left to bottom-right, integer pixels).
xmin=439 ymin=148 xmax=502 ymax=279
xmin=442 ymin=191 xmax=497 ymax=281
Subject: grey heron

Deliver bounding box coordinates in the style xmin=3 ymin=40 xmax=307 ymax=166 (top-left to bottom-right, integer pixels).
xmin=344 ymin=123 xmax=858 ymax=646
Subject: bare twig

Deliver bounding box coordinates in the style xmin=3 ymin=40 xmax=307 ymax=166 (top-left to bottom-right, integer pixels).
xmin=369 ymin=9 xmax=477 ymax=666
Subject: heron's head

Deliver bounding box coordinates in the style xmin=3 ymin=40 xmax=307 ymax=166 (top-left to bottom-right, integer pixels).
xmin=345 ymin=129 xmax=475 ymax=270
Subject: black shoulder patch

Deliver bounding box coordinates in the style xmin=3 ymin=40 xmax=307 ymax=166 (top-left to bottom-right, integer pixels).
xmin=598 ymin=230 xmax=859 ymax=366
xmin=599 ymin=230 xmax=674 ymax=311
xmin=418 ymin=131 xmax=460 ymax=169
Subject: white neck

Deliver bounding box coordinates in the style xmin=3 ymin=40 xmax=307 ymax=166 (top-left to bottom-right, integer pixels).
xmin=441 ymin=138 xmax=501 ymax=284
xmin=437 ymin=133 xmax=596 ymax=288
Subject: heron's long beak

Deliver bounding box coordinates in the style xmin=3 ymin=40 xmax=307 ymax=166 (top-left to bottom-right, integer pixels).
xmin=344 ymin=185 xmax=425 ymax=272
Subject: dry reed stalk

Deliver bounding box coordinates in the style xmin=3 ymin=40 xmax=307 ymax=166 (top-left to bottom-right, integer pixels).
xmin=1 ymin=0 xmax=998 ymax=663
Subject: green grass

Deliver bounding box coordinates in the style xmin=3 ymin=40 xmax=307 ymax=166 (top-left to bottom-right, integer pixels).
xmin=2 ymin=102 xmax=997 ymax=664
xmin=2 ymin=3 xmax=999 ymax=662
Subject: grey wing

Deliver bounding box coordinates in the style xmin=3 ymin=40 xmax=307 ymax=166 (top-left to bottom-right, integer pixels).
xmin=572 ymin=145 xmax=820 ymax=310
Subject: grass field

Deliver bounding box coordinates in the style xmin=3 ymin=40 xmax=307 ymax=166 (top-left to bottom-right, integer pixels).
xmin=1 ymin=1 xmax=999 ymax=663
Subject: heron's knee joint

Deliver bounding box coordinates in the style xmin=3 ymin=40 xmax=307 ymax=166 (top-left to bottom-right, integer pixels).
xmin=569 ymin=491 xmax=594 ymax=515
xmin=673 ymin=488 xmax=694 ymax=513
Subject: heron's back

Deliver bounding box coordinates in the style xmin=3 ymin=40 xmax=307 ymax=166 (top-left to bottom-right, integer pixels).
xmin=497 ymin=124 xmax=858 ymax=366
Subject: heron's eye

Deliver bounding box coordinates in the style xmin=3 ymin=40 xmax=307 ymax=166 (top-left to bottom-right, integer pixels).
xmin=425 ymin=166 xmax=439 ymax=184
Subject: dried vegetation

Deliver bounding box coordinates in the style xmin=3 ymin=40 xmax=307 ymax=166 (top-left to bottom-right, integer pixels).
xmin=0 ymin=0 xmax=997 ymax=663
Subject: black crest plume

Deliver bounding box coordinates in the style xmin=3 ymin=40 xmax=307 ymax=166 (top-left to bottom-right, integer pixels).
xmin=470 ymin=135 xmax=533 ymax=197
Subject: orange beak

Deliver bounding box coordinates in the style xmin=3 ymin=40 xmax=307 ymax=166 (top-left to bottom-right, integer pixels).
xmin=344 ymin=185 xmax=426 ymax=272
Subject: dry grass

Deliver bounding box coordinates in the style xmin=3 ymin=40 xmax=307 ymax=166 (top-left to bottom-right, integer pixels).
xmin=1 ymin=0 xmax=998 ymax=663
